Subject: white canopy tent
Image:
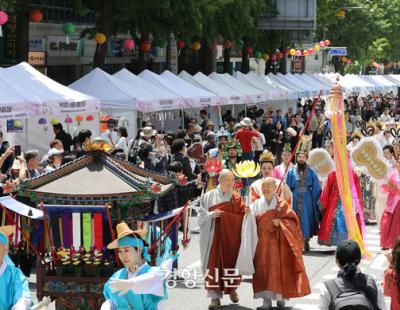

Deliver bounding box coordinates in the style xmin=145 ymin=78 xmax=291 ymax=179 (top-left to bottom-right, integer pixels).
xmin=140 ymin=69 xmax=218 ymax=109
xmin=235 ymin=71 xmax=289 ymax=101
xmin=209 ymin=72 xmax=267 ymax=104
xmin=179 ymin=71 xmax=247 ymax=105
xmin=266 ymin=74 xmax=307 ymax=98
xmin=160 ymin=70 xmax=223 ymax=107
xmin=69 ymin=68 xmax=142 ymax=139
xmin=113 ymin=68 xmax=184 ymax=112
xmin=0 ymin=62 xmax=101 ymax=154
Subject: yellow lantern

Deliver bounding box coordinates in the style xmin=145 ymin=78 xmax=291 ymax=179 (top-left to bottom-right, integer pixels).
xmin=289 ymin=48 xmax=296 ymax=56
xmin=314 ymin=44 xmax=321 ymax=52
xmin=341 ymin=56 xmax=348 ymax=62
xmin=262 ymin=53 xmax=270 ymax=61
xmin=192 ymin=41 xmax=201 ymax=51
xmin=95 ymin=32 xmax=107 ymax=44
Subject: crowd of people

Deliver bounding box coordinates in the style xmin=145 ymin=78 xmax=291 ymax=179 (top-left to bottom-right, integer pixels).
xmin=2 ymin=91 xmax=400 ymax=309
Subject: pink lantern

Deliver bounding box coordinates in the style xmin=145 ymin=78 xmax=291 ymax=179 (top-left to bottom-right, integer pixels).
xmin=346 ymin=59 xmax=352 ymax=65
xmin=319 ymin=40 xmax=325 ymax=47
xmin=271 ymin=53 xmax=277 ymax=61
xmin=295 ymin=50 xmax=302 ymax=56
xmin=123 ymin=39 xmax=135 ymax=51
xmin=0 ymin=10 xmax=8 ymax=37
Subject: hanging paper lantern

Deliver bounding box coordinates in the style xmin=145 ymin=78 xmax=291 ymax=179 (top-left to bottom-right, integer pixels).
xmin=38 ymin=118 xmax=47 ymax=125
xmin=0 ymin=10 xmax=8 ymax=37
xmin=284 ymin=48 xmax=290 ymax=56
xmin=86 ymin=115 xmax=94 ymax=121
xmin=262 ymin=53 xmax=270 ymax=61
xmin=192 ymin=41 xmax=201 ymax=51
xmin=314 ymin=44 xmax=321 ymax=52
xmin=30 ymin=9 xmax=43 ymax=23
xmin=140 ymin=41 xmax=151 ymax=52
xmin=62 ymin=23 xmax=75 ymax=44
xmin=177 ymin=40 xmax=185 ymax=50
xmin=308 ymin=48 xmax=315 ymax=54
xmin=324 ymin=39 xmax=331 ymax=46
xmin=295 ymin=50 xmax=302 ymax=56
xmin=254 ymin=51 xmax=262 ymax=59
xmin=123 ymin=39 xmax=135 ymax=51
xmin=271 ymin=53 xmax=277 ymax=61
xmin=289 ymin=49 xmax=296 ymax=56
xmin=224 ymin=40 xmax=232 ymax=49
xmin=95 ymin=32 xmax=106 ymax=44
xmin=303 ymin=50 xmax=309 ymax=56
xmin=246 ymin=46 xmax=253 ymax=55
xmin=65 ymin=116 xmax=73 ymax=124
xmin=341 ymin=56 xmax=348 ymax=62
xmin=50 ymin=118 xmax=60 ymax=125
xmin=277 ymin=52 xmax=284 ymax=60
xmin=346 ymin=59 xmax=352 ymax=65
xmin=319 ymin=40 xmax=325 ymax=47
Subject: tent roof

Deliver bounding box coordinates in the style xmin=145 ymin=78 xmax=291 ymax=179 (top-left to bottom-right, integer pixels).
xmin=179 ymin=71 xmax=246 ymax=105
xmin=0 ymin=62 xmax=100 ymax=117
xmin=113 ymin=68 xmax=184 ymax=112
xmin=69 ymin=68 xmax=141 ymax=110
xmin=161 ymin=70 xmax=223 ymax=106
xmin=0 ymin=196 xmax=43 ymax=219
xmin=209 ymin=72 xmax=267 ymax=103
xmin=139 ymin=69 xmax=213 ymax=108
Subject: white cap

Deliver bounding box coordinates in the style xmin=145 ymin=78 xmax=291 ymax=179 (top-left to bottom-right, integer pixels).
xmin=47 ymin=148 xmax=64 ymax=157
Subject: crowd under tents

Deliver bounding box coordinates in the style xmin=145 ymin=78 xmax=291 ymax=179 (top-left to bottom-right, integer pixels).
xmin=0 ymin=62 xmax=100 ymax=153
xmin=1 ymin=61 xmax=400 ymax=153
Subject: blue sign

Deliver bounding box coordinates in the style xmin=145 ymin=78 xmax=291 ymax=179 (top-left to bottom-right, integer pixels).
xmin=328 ymin=47 xmax=347 ymax=56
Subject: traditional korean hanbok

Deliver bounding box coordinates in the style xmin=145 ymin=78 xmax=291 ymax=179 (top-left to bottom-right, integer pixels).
xmin=380 ymin=169 xmax=400 ymax=248
xmin=0 ymin=226 xmax=32 ymax=310
xmin=287 ymin=166 xmax=321 ymax=239
xmin=101 ymin=223 xmax=172 ymax=310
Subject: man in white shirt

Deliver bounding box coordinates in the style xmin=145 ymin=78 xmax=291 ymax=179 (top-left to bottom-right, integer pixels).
xmin=101 ymin=119 xmax=119 ymax=146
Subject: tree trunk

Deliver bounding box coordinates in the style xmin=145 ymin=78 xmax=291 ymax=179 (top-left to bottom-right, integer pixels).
xmin=93 ymin=0 xmax=112 ymax=68
xmin=223 ymin=48 xmax=231 ymax=74
xmin=138 ymin=36 xmax=146 ymax=73
xmin=16 ymin=0 xmax=29 ymax=63
xmin=178 ymin=46 xmax=186 ymax=73
xmin=200 ymin=41 xmax=213 ymax=75
xmin=241 ymin=37 xmax=251 ymax=74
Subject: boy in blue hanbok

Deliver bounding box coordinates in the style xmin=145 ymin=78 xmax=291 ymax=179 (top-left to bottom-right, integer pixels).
xmin=0 ymin=225 xmax=32 ymax=310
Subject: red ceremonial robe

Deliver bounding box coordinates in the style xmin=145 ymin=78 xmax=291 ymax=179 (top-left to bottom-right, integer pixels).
xmin=206 ymin=191 xmax=246 ymax=294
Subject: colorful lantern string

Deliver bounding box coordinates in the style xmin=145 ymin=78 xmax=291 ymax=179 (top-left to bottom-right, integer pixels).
xmin=224 ymin=40 xmax=232 ymax=49
xmin=30 ymin=9 xmax=43 ymax=23
xmin=75 ymin=115 xmax=84 ymax=126
xmin=86 ymin=115 xmax=94 ymax=121
xmin=192 ymin=41 xmax=201 ymax=51
xmin=62 ymin=22 xmax=75 ymax=44
xmin=262 ymin=53 xmax=269 ymax=61
xmin=0 ymin=10 xmax=8 ymax=37
xmin=95 ymin=32 xmax=107 ymax=45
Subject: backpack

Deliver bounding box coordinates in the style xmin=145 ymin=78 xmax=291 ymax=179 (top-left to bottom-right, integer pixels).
xmin=325 ymin=274 xmax=378 ymax=310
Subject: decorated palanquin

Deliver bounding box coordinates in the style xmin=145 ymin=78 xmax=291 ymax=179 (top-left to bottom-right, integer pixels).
xmin=18 ymin=149 xmax=174 ymax=310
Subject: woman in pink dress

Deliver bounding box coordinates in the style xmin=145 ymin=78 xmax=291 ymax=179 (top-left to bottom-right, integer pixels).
xmin=381 ymin=158 xmax=400 ymax=249
xmin=383 ymin=237 xmax=400 ymax=309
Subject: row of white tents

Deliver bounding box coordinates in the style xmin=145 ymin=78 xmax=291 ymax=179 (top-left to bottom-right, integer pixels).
xmin=1 ymin=61 xmax=400 ymax=153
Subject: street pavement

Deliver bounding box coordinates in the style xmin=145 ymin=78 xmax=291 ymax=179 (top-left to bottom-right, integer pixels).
xmin=29 ymin=213 xmax=390 ymax=309
xmin=167 ymin=212 xmax=390 ymax=310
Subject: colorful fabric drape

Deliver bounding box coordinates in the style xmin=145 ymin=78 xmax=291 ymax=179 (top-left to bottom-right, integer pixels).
xmin=329 ymin=85 xmax=370 ymax=258
xmin=82 ymin=213 xmax=92 ymax=250
xmin=93 ymin=213 xmax=103 ymax=251
xmin=50 ymin=213 xmax=61 ymax=248
xmin=61 ymin=213 xmax=72 ymax=248
xmin=72 ymin=213 xmax=81 ymax=250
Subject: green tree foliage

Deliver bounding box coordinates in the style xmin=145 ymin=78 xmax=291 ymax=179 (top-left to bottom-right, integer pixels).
xmin=317 ymin=0 xmax=400 ymax=71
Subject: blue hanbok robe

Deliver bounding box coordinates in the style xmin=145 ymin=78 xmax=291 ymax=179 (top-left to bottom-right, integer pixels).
xmin=0 ymin=259 xmax=31 ymax=310
xmin=287 ymin=166 xmax=321 ymax=238
xmin=102 ymin=262 xmax=168 ymax=310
